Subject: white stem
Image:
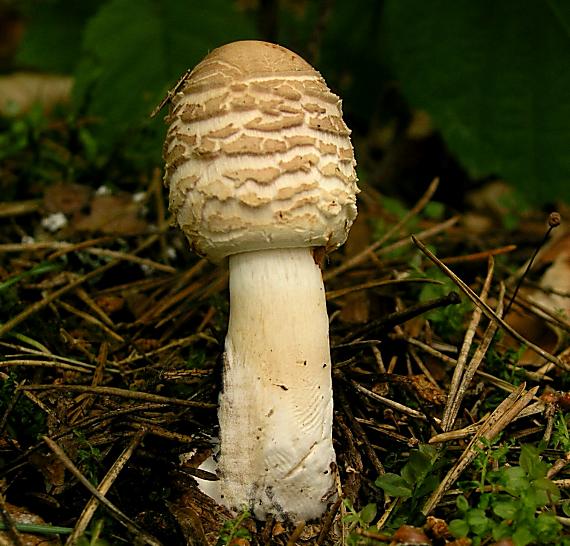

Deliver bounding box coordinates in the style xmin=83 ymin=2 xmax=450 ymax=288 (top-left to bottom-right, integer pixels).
xmin=218 ymin=247 xmax=335 ymax=521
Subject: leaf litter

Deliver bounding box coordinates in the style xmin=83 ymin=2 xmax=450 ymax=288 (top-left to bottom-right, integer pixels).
xmin=1 ymin=133 xmax=570 ymax=546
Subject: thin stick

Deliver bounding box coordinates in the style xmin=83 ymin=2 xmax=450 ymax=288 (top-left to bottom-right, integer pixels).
xmin=286 ymin=521 xmax=306 ymax=546
xmin=325 ymin=277 xmax=441 ymax=301
xmin=20 ymin=384 xmax=216 ymax=409
xmin=84 ymin=248 xmax=176 ymax=274
xmin=316 ymin=497 xmax=342 ymax=545
xmin=409 ymin=349 xmax=439 ymax=387
xmin=441 ymin=258 xmax=494 ymax=432
xmin=66 ymin=428 xmax=146 ymax=545
xmin=338 ymin=388 xmax=385 ymax=476
xmin=422 ymin=384 xmax=538 ymax=515
xmin=0 ymin=360 xmax=98 ymax=374
xmin=442 ymin=244 xmax=517 ymax=265
xmin=0 ymin=491 xmax=24 ymax=546
xmin=42 ymin=436 xmax=163 ymax=546
xmin=391 ymin=336 xmax=526 ymax=392
xmin=0 ymin=237 xmax=111 ymax=254
xmin=351 ymin=380 xmax=427 ymax=420
xmin=55 ymin=300 xmax=124 ymax=342
xmin=504 ymin=212 xmax=561 ymax=316
xmin=447 ymin=284 xmax=505 ymax=428
xmin=412 ymin=236 xmax=568 ymax=370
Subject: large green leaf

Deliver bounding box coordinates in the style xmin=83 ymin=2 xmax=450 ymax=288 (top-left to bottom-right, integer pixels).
xmin=383 ymin=0 xmax=570 ymax=203
xmin=73 ymin=0 xmax=258 ymax=155
xmin=16 ymin=0 xmax=101 ymax=73
xmin=277 ymin=0 xmax=389 ymax=127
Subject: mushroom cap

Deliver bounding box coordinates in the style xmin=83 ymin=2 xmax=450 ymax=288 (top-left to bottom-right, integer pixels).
xmin=164 ymin=40 xmax=359 ymax=262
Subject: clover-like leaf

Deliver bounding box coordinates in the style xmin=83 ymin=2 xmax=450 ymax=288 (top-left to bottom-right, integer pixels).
xmin=375 ymin=473 xmax=412 ymax=498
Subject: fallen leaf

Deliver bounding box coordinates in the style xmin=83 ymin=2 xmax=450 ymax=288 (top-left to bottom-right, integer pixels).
xmin=44 ymin=182 xmax=91 ymax=215
xmin=0 ymin=72 xmax=72 ymax=114
xmin=505 ymin=229 xmax=570 ymax=364
xmin=94 ymin=294 xmax=125 ymax=315
xmin=74 ymin=194 xmax=147 ymax=235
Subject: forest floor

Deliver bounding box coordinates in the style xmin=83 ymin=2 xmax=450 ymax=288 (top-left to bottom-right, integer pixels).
xmin=1 ymin=106 xmax=570 ymax=546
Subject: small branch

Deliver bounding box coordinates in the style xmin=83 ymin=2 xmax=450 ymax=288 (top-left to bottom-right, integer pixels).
xmin=442 ymin=244 xmax=517 ymax=265
xmin=337 ymin=387 xmax=385 ymax=476
xmin=316 ymin=497 xmax=342 ymax=545
xmin=286 ymin=521 xmax=306 ymax=546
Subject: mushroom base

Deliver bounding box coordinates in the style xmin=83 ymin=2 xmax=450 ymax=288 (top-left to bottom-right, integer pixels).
xmin=219 ymin=247 xmax=336 ymax=521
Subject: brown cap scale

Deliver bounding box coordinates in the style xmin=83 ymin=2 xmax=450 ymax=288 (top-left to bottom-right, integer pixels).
xmin=164 ymin=41 xmax=359 ymax=521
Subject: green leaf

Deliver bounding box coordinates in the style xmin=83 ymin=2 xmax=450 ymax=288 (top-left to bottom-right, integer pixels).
xmin=503 ymin=466 xmax=529 ymax=495
xmin=456 ymin=495 xmax=469 ymax=512
xmin=535 ymin=512 xmax=562 ymax=540
xmin=360 ymin=503 xmax=377 ymax=524
xmin=523 ymin=485 xmax=549 ymax=509
xmin=383 ymin=0 xmax=570 ymax=204
xmin=512 ymin=524 xmax=535 ymax=546
xmin=401 ymin=445 xmax=435 ymax=485
xmin=478 ymin=493 xmax=492 ymax=511
xmin=492 ymin=521 xmax=514 ymax=542
xmin=492 ymin=500 xmax=518 ymax=520
xmin=519 ymin=445 xmax=547 ymax=479
xmin=532 ymin=477 xmax=560 ymax=500
xmin=342 ymin=514 xmax=360 ymax=525
xmin=375 ymin=473 xmax=412 ymax=498
xmin=448 ymin=519 xmax=469 ymax=538
xmin=16 ymin=0 xmax=100 ymax=73
xmin=73 ymin=0 xmax=258 ymax=155
xmin=466 ymin=508 xmax=490 ymax=535
xmin=415 ymin=473 xmax=439 ymax=498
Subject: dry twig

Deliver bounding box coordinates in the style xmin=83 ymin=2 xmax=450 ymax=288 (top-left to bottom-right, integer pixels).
xmin=412 ymin=236 xmax=568 ymax=370
xmin=43 ymin=435 xmax=163 ymax=546
xmin=422 ymin=383 xmax=539 ymax=515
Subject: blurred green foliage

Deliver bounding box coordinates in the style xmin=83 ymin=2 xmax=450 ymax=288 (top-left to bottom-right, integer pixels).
xmin=383 ymin=0 xmax=570 ymax=204
xmin=10 ymin=0 xmax=570 ymax=203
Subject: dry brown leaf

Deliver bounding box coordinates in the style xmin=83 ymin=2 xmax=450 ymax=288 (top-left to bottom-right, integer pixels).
xmin=0 ymin=72 xmax=72 ymax=114
xmin=74 ymin=194 xmax=147 ymax=236
xmin=531 ymin=233 xmax=570 ymax=317
xmin=94 ymin=294 xmax=125 ymax=315
xmin=28 ymin=452 xmax=65 ymax=494
xmin=505 ymin=229 xmax=570 ymax=364
xmin=43 ymin=183 xmax=91 ymax=215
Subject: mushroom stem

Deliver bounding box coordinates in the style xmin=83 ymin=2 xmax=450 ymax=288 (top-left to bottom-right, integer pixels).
xmin=219 ymin=247 xmax=335 ymax=521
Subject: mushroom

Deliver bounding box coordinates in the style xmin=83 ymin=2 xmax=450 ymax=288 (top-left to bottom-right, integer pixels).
xmin=163 ymin=40 xmax=359 ymax=521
